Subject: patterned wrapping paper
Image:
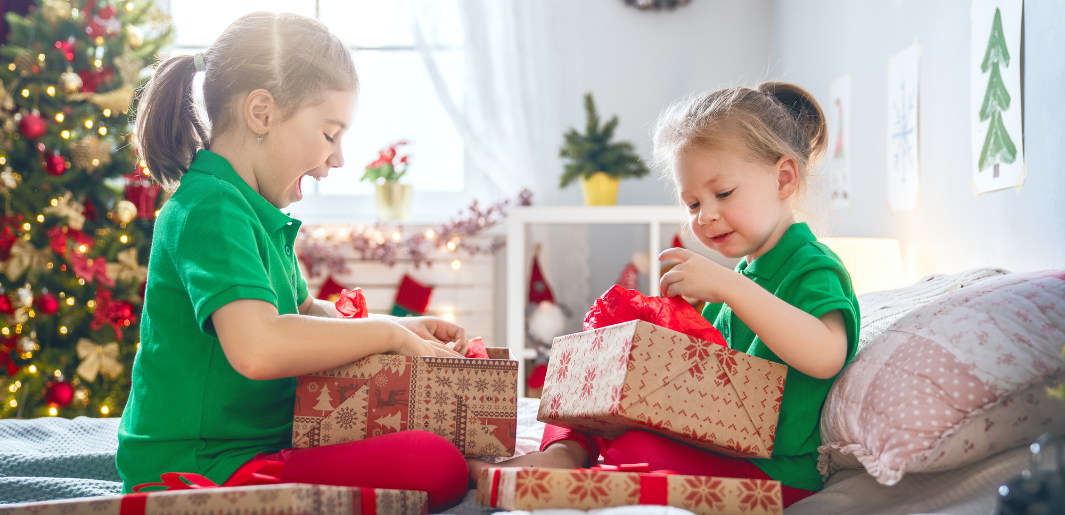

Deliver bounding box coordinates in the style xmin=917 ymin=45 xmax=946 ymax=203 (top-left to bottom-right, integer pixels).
xmin=0 ymin=483 xmax=428 ymax=515
xmin=476 ymin=466 xmax=783 ymax=515
xmin=538 ymin=320 xmax=787 ymax=459
xmin=294 ymin=348 xmax=518 ymax=457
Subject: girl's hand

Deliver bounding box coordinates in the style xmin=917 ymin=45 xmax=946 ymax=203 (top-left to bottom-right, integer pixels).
xmin=393 ymin=316 xmax=469 ymax=356
xmin=658 ymin=248 xmax=737 ymax=304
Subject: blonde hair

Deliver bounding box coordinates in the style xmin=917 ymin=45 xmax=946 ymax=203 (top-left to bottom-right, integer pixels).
xmin=135 ymin=12 xmax=358 ymax=190
xmin=652 ymin=81 xmax=827 ymax=204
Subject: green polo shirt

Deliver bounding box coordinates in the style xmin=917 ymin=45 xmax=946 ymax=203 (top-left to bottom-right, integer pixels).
xmin=117 ymin=150 xmax=309 ymax=492
xmin=701 ymin=222 xmax=858 ymax=491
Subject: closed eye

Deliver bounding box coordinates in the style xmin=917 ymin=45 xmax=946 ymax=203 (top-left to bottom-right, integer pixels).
xmin=324 ymin=134 xmax=335 ymax=144
xmin=716 ymin=189 xmax=734 ymax=199
xmin=686 ymin=201 xmax=700 ymax=211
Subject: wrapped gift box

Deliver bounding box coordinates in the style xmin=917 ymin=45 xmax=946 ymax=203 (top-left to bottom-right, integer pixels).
xmin=538 ymin=320 xmax=786 ymax=459
xmin=477 ymin=466 xmax=783 ymax=515
xmin=294 ymin=348 xmax=518 ymax=457
xmin=0 ymin=483 xmax=427 ymax=515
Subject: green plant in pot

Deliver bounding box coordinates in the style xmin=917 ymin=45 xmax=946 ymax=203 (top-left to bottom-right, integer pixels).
xmin=559 ymin=93 xmax=650 ymax=205
xmin=362 ymin=140 xmax=412 ymax=220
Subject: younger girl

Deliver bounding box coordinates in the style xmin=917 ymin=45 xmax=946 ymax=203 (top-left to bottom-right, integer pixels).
xmin=470 ymin=82 xmax=859 ymax=508
xmin=118 ymin=13 xmax=470 ymax=511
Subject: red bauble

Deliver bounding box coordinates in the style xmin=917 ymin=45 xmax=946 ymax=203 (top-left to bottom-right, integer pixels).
xmin=0 ymin=294 xmax=12 ymax=315
xmin=125 ymin=176 xmax=162 ymax=219
xmin=18 ymin=114 xmax=47 ymax=140
xmin=97 ymin=5 xmax=116 ymax=19
xmin=37 ymin=293 xmax=59 ymax=315
xmin=46 ymin=154 xmax=68 ymax=176
xmin=54 ymin=41 xmax=75 ymax=62
xmin=45 ymin=381 xmax=74 ymax=408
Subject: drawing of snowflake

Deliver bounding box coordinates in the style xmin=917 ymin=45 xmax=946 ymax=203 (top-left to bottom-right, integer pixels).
xmin=374 ymin=374 xmax=389 ymax=387
xmin=336 ymin=407 xmax=356 ymax=430
xmin=890 ymin=81 xmax=917 ymax=178
xmin=681 ymin=476 xmax=726 ymax=509
xmin=739 ymin=479 xmax=781 ymax=513
xmin=307 ymin=382 xmax=320 ymax=392
xmin=456 ymin=376 xmax=472 ymax=391
xmin=435 ymin=374 xmax=453 ymax=389
xmin=433 ymin=409 xmax=447 ymax=420
xmin=491 ymin=376 xmax=509 ymax=394
xmin=433 ymin=390 xmax=452 ymax=406
xmin=475 ymin=378 xmax=490 ymax=392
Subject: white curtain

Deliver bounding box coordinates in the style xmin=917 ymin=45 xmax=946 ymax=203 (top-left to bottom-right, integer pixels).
xmin=402 ymin=0 xmax=558 ymax=198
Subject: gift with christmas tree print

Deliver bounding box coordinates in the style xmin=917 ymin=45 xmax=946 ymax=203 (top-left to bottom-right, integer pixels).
xmin=0 ymin=0 xmax=172 ymax=419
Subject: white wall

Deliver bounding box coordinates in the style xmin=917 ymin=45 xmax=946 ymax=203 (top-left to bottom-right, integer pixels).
xmin=538 ymin=0 xmax=776 ymax=207
xmin=772 ymin=0 xmax=1065 ymax=279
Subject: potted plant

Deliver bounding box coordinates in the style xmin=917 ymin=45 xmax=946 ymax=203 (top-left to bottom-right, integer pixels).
xmin=362 ymin=140 xmax=412 ymax=220
xmin=559 ymin=93 xmax=650 ymax=205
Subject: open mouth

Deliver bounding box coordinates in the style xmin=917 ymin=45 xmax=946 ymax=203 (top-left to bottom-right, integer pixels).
xmin=298 ymin=171 xmax=328 ymax=196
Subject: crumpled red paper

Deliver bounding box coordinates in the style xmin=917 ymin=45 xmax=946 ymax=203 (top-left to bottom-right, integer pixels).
xmin=465 ymin=336 xmax=489 ymax=359
xmin=335 ymin=288 xmax=368 ymax=319
xmin=584 ymin=285 xmax=727 ymax=347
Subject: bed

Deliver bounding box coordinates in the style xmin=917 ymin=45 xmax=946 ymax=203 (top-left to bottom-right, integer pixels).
xmin=0 ymin=268 xmax=1049 ymax=515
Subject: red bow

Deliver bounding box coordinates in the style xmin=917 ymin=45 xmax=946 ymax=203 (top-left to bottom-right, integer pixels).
xmin=335 ymin=288 xmax=368 ymax=319
xmin=90 ymin=289 xmax=135 ymax=340
xmin=132 ymin=461 xmax=284 ymax=492
xmin=72 ymin=252 xmax=115 ymax=288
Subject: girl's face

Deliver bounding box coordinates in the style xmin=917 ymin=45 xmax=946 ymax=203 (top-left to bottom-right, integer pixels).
xmin=256 ymin=89 xmax=358 ymax=209
xmin=675 ymin=142 xmax=797 ymax=262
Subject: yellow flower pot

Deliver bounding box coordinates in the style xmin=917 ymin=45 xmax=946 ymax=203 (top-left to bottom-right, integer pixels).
xmin=374 ymin=182 xmax=412 ymax=220
xmin=579 ymin=172 xmax=620 ymax=206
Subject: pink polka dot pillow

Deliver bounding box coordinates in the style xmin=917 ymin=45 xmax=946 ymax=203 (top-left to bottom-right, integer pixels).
xmin=818 ymin=271 xmax=1065 ymax=486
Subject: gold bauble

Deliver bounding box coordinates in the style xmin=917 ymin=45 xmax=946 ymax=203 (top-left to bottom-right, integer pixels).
xmin=13 ymin=53 xmax=36 ymax=77
xmin=60 ymin=72 xmax=84 ymax=94
xmin=126 ymin=26 xmax=144 ymax=50
xmin=113 ymin=200 xmax=138 ymax=224
xmin=40 ymin=0 xmax=72 ymax=24
xmin=70 ymin=136 xmax=113 ymax=172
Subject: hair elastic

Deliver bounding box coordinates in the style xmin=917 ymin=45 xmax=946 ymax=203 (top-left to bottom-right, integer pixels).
xmin=193 ymin=53 xmax=205 ymax=72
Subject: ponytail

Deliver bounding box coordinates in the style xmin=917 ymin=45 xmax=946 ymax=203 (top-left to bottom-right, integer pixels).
xmin=756 ymin=81 xmax=828 ymax=171
xmin=134 ymin=54 xmax=208 ymax=191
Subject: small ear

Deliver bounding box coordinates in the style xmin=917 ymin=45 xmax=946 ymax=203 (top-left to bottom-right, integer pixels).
xmin=244 ymin=89 xmax=275 ymax=136
xmin=775 ymin=155 xmax=800 ymax=200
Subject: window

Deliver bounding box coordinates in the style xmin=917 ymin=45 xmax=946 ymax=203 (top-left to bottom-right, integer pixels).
xmin=168 ymin=0 xmax=469 ymax=221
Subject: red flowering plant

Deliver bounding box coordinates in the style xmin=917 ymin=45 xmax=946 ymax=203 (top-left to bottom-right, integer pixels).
xmin=361 ymin=140 xmax=411 ymax=183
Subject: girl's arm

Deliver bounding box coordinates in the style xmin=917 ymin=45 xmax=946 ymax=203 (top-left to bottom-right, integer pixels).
xmin=297 ymin=295 xmax=470 ymax=355
xmin=212 ymin=299 xmax=462 ymax=381
xmin=660 ymin=249 xmax=848 ymax=380
xmin=299 ymin=296 xmax=338 ymax=318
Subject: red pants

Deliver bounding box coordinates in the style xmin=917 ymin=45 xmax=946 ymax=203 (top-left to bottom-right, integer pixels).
xmin=241 ymin=430 xmax=468 ymax=512
xmin=541 ymin=425 xmax=818 ymax=508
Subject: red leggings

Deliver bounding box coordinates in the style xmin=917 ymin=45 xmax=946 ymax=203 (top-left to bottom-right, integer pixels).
xmin=541 ymin=425 xmax=818 ymax=508
xmin=240 ymin=430 xmax=468 ymax=512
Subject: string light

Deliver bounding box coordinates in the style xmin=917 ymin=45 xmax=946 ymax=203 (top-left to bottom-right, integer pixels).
xmin=55 ymin=113 xmax=64 ymax=123
xmin=103 ymin=109 xmax=112 ymax=117
xmin=425 ymin=229 xmax=435 ymax=239
xmin=120 ymin=235 xmax=128 ymax=243
xmin=46 ymin=86 xmax=55 ymax=96
xmin=6 ymin=63 xmax=14 ymax=71
xmin=447 ymin=241 xmax=457 ymax=251
xmin=78 ymin=278 xmax=85 ymax=285
xmin=84 ymin=120 xmax=93 ymax=128
xmin=78 ymin=245 xmax=87 ymax=253
xmin=36 ymin=215 xmax=43 ymax=222
xmin=27 ymin=365 xmax=36 ymax=373
xmin=451 ymin=260 xmax=461 ymax=270
xmin=48 ymin=407 xmax=57 ymax=416
xmin=0 ymin=328 xmax=7 ymax=335
xmin=87 ymin=300 xmax=95 ymax=309
xmin=20 ymin=89 xmax=29 ymax=97
xmin=92 ymin=159 xmax=99 ymax=166
xmin=54 ymin=370 xmax=62 ymax=378
xmin=126 ymin=2 xmax=134 ymax=10
xmin=443 ymin=313 xmax=455 ymax=322
xmin=21 ymin=223 xmax=30 ymax=231
xmin=65 ymin=297 xmax=75 ymax=306
xmin=37 ymin=53 xmax=45 ymax=61
xmin=0 ymin=157 xmax=5 ymax=165
xmin=59 ymin=326 xmax=68 ymax=334
xmin=98 ymin=127 xmax=107 ymax=136
xmin=392 ymin=232 xmax=402 ymax=241
xmin=8 ymin=400 xmax=15 ymax=408
xmin=61 ymin=130 xmax=70 ymax=139
xmin=7 ymin=385 xmax=15 ymax=392
xmin=94 ymin=59 xmax=102 ymax=68
xmin=100 ymin=406 xmax=109 ymax=415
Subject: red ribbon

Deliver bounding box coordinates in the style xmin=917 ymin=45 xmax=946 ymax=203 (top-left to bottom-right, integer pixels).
xmin=131 ymin=460 xmax=284 ymax=492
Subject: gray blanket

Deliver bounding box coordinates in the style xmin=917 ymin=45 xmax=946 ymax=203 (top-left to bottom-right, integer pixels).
xmin=0 ymin=416 xmax=122 ymax=504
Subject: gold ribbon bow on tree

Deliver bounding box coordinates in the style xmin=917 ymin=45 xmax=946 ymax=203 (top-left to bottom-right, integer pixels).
xmin=5 ymin=239 xmax=52 ymax=281
xmin=76 ymin=339 xmax=124 ymax=382
xmin=43 ymin=192 xmax=86 ymax=231
xmin=106 ymin=248 xmax=148 ymax=284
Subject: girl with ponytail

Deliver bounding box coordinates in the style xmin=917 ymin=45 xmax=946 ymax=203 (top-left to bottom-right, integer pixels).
xmin=119 ymin=13 xmax=470 ymax=511
xmin=469 ymin=82 xmax=859 ymax=508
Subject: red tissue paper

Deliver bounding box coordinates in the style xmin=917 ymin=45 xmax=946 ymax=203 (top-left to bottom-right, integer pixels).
xmin=465 ymin=336 xmax=489 ymax=359
xmin=335 ymin=288 xmax=368 ymax=319
xmin=584 ymin=285 xmax=727 ymax=347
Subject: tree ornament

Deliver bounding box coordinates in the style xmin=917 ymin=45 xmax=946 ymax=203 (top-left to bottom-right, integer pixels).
xmin=71 ymin=84 xmax=135 ymax=114
xmin=17 ymin=335 xmax=38 ymax=353
xmin=43 ymin=192 xmax=86 ymax=230
xmin=113 ymin=48 xmax=145 ymax=86
xmin=70 ymin=135 xmax=112 ymax=172
xmin=18 ymin=112 xmax=47 ymax=140
xmin=112 ymin=200 xmax=137 ymax=224
xmin=2 ymin=240 xmax=47 ymax=281
xmin=106 ymin=248 xmax=148 ymax=284
xmin=45 ymin=380 xmax=74 ymax=408
xmin=60 ymin=71 xmax=84 ymax=94
xmin=46 ymin=152 xmax=68 ymax=176
xmin=75 ymin=339 xmax=124 ymax=382
xmin=37 ymin=293 xmax=59 ymax=315
xmin=14 ymin=285 xmax=34 ymax=309
xmin=76 ymin=67 xmax=115 ymax=94
xmin=40 ymin=0 xmax=73 ymax=24
xmin=97 ymin=5 xmax=117 ymax=20
xmin=0 ymin=294 xmax=12 ymax=314
xmin=124 ymin=176 xmax=161 ymax=219
xmin=126 ymin=25 xmax=144 ymax=49
xmin=13 ymin=52 xmax=37 ymax=76
xmin=0 ymin=167 xmax=21 ymax=193
xmin=55 ymin=41 xmax=76 ymax=62
xmin=72 ymin=386 xmax=90 ymax=407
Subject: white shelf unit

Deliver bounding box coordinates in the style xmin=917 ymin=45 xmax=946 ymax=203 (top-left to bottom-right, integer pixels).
xmin=506 ymin=205 xmax=684 ymax=396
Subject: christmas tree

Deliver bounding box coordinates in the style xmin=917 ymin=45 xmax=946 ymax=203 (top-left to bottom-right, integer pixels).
xmin=977 ymin=7 xmax=1017 ymax=178
xmin=0 ymin=0 xmax=172 ymax=419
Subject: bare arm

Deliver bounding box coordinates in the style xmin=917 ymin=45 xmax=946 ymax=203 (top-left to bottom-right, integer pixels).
xmin=299 ymin=296 xmax=338 ymax=318
xmin=659 ymin=248 xmax=848 ymax=379
xmin=212 ymin=299 xmax=462 ymax=381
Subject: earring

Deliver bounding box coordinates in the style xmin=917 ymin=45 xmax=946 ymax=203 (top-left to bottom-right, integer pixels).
xmin=256 ymin=133 xmax=264 ymax=143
